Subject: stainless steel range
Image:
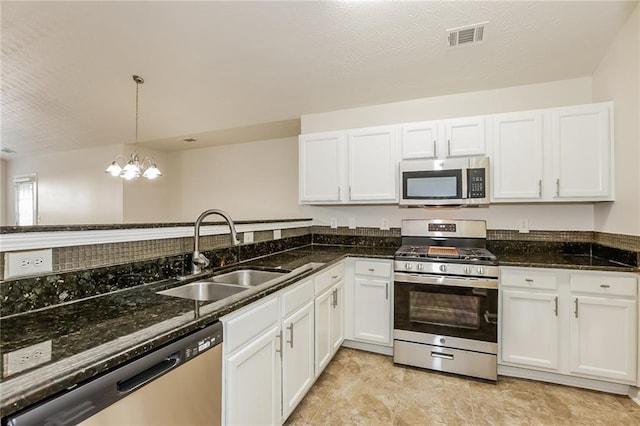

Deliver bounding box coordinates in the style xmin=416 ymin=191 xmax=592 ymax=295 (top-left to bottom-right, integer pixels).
xmin=393 ymin=219 xmax=499 ymax=381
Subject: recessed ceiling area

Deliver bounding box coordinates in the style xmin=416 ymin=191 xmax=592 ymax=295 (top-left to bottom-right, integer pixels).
xmin=1 ymin=1 xmax=637 ymax=157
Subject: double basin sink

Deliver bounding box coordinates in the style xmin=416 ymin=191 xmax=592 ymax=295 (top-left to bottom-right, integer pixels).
xmin=157 ymin=264 xmax=324 ymax=302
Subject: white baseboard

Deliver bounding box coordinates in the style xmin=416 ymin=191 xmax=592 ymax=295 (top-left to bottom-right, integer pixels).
xmin=341 ymin=339 xmax=393 ymax=356
xmin=628 ymin=386 xmax=640 ymax=405
xmin=498 ymin=364 xmax=631 ymax=395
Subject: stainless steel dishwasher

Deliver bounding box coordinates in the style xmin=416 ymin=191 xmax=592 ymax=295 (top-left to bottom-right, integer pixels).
xmin=4 ymin=322 xmax=223 ymax=426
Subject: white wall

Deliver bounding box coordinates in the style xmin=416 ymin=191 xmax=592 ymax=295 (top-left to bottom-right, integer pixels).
xmin=592 ymin=4 xmax=640 ymax=236
xmin=171 ymin=137 xmax=303 ymax=221
xmin=5 ymin=145 xmax=125 ymax=225
xmin=0 ymin=159 xmax=8 ymax=226
xmin=300 ymin=78 xmax=597 ymax=230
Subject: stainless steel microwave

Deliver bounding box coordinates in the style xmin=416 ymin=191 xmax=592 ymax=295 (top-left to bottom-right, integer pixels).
xmin=399 ymin=157 xmax=490 ymax=207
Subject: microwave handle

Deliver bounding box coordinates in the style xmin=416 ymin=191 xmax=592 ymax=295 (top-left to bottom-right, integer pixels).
xmin=461 ymin=169 xmax=468 ymax=199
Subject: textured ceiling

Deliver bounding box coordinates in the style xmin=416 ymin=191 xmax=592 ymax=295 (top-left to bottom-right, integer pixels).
xmin=1 ymin=1 xmax=637 ymax=157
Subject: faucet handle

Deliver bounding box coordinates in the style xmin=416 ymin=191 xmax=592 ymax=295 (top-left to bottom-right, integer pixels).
xmin=193 ymin=252 xmax=210 ymax=268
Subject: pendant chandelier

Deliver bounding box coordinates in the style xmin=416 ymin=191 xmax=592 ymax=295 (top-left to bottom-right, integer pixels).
xmin=105 ymin=75 xmax=162 ymax=180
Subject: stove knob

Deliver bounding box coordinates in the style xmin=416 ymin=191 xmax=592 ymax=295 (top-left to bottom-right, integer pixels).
xmin=417 ymin=264 xmax=424 ymax=271
xmin=477 ymin=266 xmax=485 ymax=275
xmin=405 ymin=262 xmax=413 ymax=270
xmin=439 ymin=264 xmax=447 ymax=272
xmin=463 ymin=266 xmax=471 ymax=274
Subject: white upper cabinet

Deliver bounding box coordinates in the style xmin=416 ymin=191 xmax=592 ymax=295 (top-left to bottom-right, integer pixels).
xmin=491 ymin=102 xmax=614 ymax=203
xmin=400 ymin=117 xmax=486 ymax=160
xmin=491 ymin=111 xmax=544 ymax=200
xmin=347 ymin=126 xmax=398 ymax=202
xmin=299 ymin=126 xmax=397 ymax=204
xmin=444 ymin=116 xmax=486 ymax=157
xmin=552 ymin=103 xmax=612 ymax=199
xmin=298 ymin=131 xmax=344 ymax=202
xmin=400 ymin=121 xmax=439 ymax=159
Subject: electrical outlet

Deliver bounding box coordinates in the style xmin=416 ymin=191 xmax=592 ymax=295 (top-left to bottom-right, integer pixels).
xmin=348 ymin=217 xmax=356 ymax=229
xmin=243 ymin=231 xmax=254 ymax=244
xmin=330 ymin=217 xmax=338 ymax=229
xmin=518 ymin=218 xmax=530 ymax=234
xmin=3 ymin=340 xmax=52 ymax=376
xmin=273 ymin=229 xmax=282 ymax=240
xmin=5 ymin=249 xmax=53 ymax=279
xmin=380 ymin=217 xmax=390 ymax=230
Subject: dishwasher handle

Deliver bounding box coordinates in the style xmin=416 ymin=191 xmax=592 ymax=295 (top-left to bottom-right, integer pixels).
xmin=117 ymin=352 xmax=180 ymax=394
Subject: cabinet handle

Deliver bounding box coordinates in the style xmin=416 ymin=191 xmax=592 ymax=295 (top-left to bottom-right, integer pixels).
xmin=338 ymin=186 xmax=341 ymax=199
xmin=349 ymin=186 xmax=352 ymax=199
xmin=554 ymin=296 xmax=558 ymax=317
xmin=447 ymin=139 xmax=451 ymax=156
xmin=600 ymin=284 xmax=611 ymax=288
xmin=332 ymin=288 xmax=338 ymax=308
xmin=538 ymin=180 xmax=542 ymax=197
xmin=275 ymin=330 xmax=283 ymax=356
xmin=525 ymin=278 xmax=534 ymax=283
xmin=574 ymin=298 xmax=579 ymax=318
xmin=385 ymin=282 xmax=389 ymax=300
xmin=433 ymin=140 xmax=437 ymax=157
xmin=555 ymin=178 xmax=560 ymax=197
xmin=331 ymin=275 xmax=338 ymax=279
xmin=286 ymin=323 xmax=294 ymax=348
xmin=368 ymin=268 xmax=374 ymax=272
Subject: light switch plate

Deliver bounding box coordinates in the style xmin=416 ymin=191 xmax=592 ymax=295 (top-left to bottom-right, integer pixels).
xmin=348 ymin=217 xmax=356 ymax=229
xmin=518 ymin=219 xmax=530 ymax=234
xmin=273 ymin=229 xmax=282 ymax=240
xmin=330 ymin=217 xmax=338 ymax=229
xmin=243 ymin=231 xmax=254 ymax=243
xmin=5 ymin=249 xmax=53 ymax=279
xmin=380 ymin=217 xmax=390 ymax=230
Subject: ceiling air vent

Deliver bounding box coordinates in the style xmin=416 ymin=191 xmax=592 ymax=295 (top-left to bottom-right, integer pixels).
xmin=447 ymin=22 xmax=488 ymax=47
xmin=1 ymin=147 xmax=16 ymax=154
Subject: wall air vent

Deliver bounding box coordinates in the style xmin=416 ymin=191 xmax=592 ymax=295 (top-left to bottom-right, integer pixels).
xmin=447 ymin=22 xmax=488 ymax=47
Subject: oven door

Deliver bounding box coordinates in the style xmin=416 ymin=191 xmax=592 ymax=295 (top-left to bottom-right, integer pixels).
xmin=393 ymin=272 xmax=498 ymax=344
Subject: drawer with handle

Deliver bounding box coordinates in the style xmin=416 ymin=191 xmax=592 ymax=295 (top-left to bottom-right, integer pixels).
xmin=500 ymin=268 xmax=558 ymax=290
xmin=569 ymin=274 xmax=637 ymax=297
xmin=314 ymin=262 xmax=344 ymax=295
xmin=355 ymin=260 xmax=392 ymax=278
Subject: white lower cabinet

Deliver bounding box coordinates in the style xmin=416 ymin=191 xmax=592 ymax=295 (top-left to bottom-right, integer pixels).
xmin=350 ymin=259 xmax=393 ymax=346
xmin=281 ymin=301 xmax=314 ymax=420
xmin=500 ymin=267 xmax=638 ymax=386
xmin=314 ymin=262 xmax=345 ymax=376
xmin=501 ymin=289 xmax=559 ymax=369
xmin=223 ymin=296 xmax=281 ymax=426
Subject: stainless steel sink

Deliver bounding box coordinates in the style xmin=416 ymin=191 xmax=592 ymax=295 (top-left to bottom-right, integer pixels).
xmin=209 ymin=269 xmax=288 ymax=286
xmin=157 ymin=282 xmax=249 ymax=302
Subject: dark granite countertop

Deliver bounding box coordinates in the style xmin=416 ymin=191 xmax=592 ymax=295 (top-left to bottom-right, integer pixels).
xmin=0 ymin=244 xmax=395 ymax=418
xmin=496 ymin=253 xmax=639 ymax=272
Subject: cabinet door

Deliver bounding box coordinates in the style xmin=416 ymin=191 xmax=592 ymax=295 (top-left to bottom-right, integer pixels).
xmin=299 ymin=132 xmax=344 ymax=202
xmin=282 ymin=301 xmax=315 ymax=421
xmin=347 ymin=126 xmax=398 ymax=202
xmin=552 ymin=103 xmax=612 ymax=198
xmin=401 ymin=121 xmax=439 ymax=159
xmin=501 ymin=290 xmax=559 ymax=370
xmin=353 ymin=277 xmax=391 ymax=345
xmin=570 ymin=296 xmax=636 ymax=382
xmin=444 ymin=116 xmax=486 ymax=157
xmin=225 ymin=325 xmax=281 ymax=426
xmin=331 ymin=280 xmax=345 ymax=354
xmin=314 ymin=287 xmax=333 ymax=376
xmin=491 ymin=112 xmax=544 ymax=200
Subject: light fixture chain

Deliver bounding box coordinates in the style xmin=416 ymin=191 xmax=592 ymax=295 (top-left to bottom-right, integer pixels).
xmin=135 ymin=77 xmax=139 ymax=151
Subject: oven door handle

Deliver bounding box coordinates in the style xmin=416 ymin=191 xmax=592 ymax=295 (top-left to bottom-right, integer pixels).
xmin=393 ymin=272 xmax=498 ymax=289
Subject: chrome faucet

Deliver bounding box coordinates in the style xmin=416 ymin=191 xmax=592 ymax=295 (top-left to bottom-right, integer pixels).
xmin=191 ymin=209 xmax=239 ymax=275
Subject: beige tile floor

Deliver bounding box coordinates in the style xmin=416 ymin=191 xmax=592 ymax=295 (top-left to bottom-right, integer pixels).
xmin=285 ymin=348 xmax=640 ymax=425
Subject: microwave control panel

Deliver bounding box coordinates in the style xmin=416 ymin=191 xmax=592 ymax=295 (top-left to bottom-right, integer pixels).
xmin=467 ymin=168 xmax=486 ymax=198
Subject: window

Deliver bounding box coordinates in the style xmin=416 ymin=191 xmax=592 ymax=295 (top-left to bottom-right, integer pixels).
xmin=14 ymin=174 xmax=37 ymax=226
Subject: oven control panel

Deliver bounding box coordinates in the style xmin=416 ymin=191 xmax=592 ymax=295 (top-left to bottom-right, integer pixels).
xmin=394 ymin=261 xmax=499 ymax=279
